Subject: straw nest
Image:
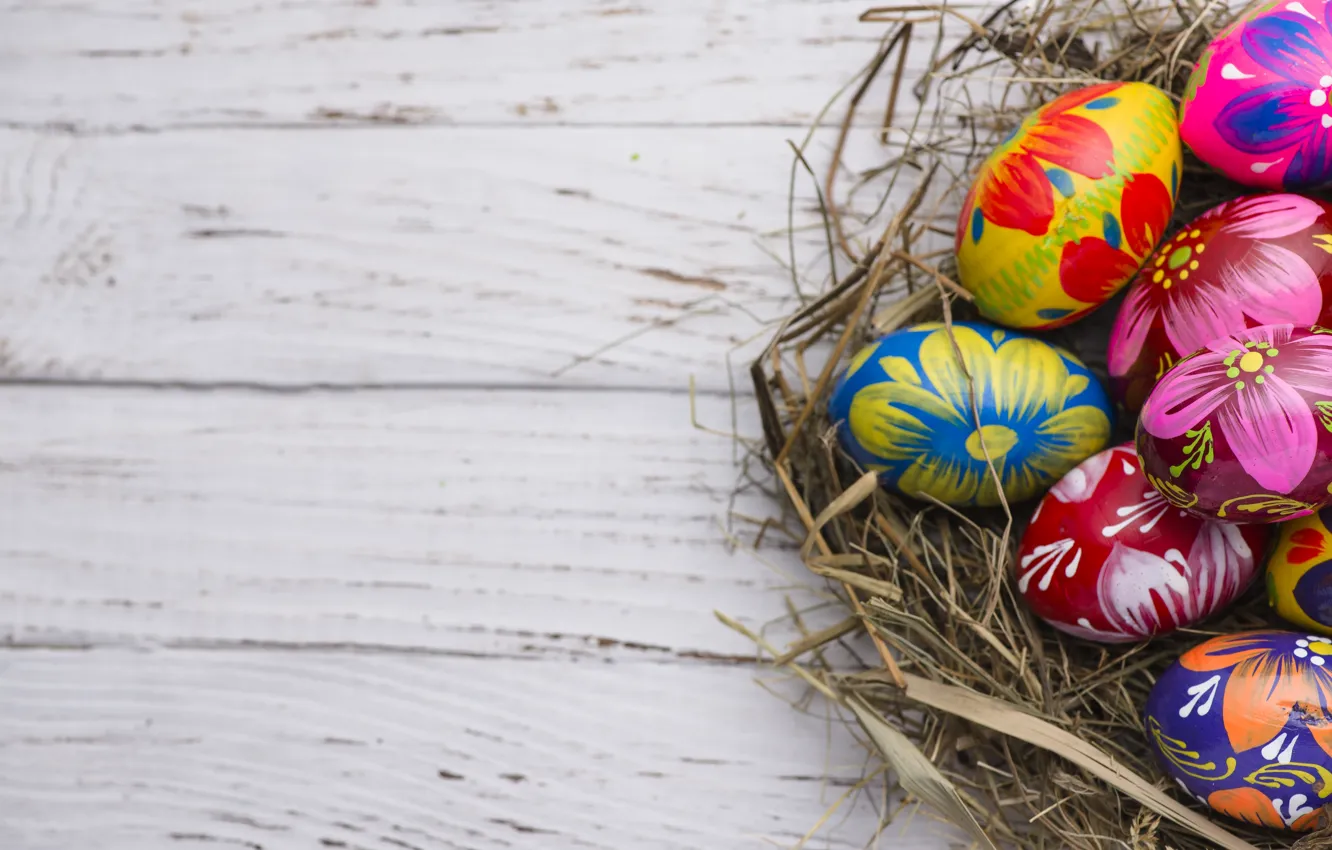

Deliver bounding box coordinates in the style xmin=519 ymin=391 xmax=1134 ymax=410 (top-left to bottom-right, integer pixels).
xmin=724 ymin=1 xmax=1332 ymax=848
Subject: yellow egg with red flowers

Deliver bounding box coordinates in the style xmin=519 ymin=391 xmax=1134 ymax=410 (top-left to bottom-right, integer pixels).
xmin=956 ymin=81 xmax=1183 ymax=330
xmin=1267 ymin=507 xmax=1332 ymax=634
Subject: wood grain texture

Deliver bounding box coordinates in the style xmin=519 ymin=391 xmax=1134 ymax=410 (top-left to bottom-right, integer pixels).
xmin=0 ymin=387 xmax=822 ymax=660
xmin=0 ymin=648 xmax=968 ymax=850
xmin=0 ymin=0 xmax=903 ymax=131
xmin=1 ymin=2 xmax=966 ymax=847
xmin=0 ymin=387 xmax=967 ymax=850
xmin=0 ymin=126 xmax=891 ymax=388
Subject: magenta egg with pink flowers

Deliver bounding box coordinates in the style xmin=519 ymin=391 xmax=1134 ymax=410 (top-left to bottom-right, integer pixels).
xmin=1108 ymin=194 xmax=1332 ymax=410
xmin=1180 ymin=0 xmax=1332 ymax=189
xmin=1137 ymin=324 xmax=1332 ymax=523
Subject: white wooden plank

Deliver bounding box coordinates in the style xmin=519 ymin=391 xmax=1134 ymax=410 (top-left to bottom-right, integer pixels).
xmin=0 ymin=0 xmax=910 ymax=131
xmin=0 ymin=648 xmax=961 ymax=850
xmin=0 ymin=125 xmax=889 ymax=387
xmin=0 ymin=387 xmax=844 ymax=660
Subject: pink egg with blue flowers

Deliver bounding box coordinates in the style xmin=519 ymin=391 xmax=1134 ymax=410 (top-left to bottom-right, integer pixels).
xmin=1180 ymin=0 xmax=1332 ymax=189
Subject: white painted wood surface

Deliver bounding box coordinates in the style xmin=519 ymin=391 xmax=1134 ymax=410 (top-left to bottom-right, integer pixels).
xmin=0 ymin=125 xmax=885 ymax=388
xmin=1 ymin=389 xmax=788 ymax=658
xmin=0 ymin=2 xmax=958 ymax=848
xmin=0 ymin=0 xmax=900 ymax=130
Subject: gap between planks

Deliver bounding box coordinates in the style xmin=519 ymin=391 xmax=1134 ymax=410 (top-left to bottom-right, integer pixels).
xmin=0 ymin=378 xmax=749 ymax=397
xmin=2 ymin=120 xmax=894 ymax=136
xmin=1 ymin=634 xmax=765 ymax=669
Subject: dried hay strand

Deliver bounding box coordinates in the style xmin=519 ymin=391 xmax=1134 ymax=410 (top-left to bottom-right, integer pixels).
xmin=726 ymin=0 xmax=1332 ymax=848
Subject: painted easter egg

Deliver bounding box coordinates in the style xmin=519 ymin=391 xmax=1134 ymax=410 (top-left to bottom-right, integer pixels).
xmin=1137 ymin=324 xmax=1332 ymax=523
xmin=1180 ymin=0 xmax=1332 ymax=190
xmin=1109 ymin=194 xmax=1332 ymax=411
xmin=1017 ymin=444 xmax=1266 ymax=642
xmin=1145 ymin=631 xmax=1332 ymax=832
xmin=827 ymin=322 xmax=1112 ymax=507
xmin=1267 ymin=507 xmax=1332 ymax=632
xmin=956 ymin=81 xmax=1182 ymax=330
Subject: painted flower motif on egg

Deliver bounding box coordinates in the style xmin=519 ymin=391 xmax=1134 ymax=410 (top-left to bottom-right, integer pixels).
xmin=1109 ymin=194 xmax=1332 ymax=410
xmin=828 ymin=322 xmax=1113 ymax=507
xmin=1180 ymin=0 xmax=1332 ymax=189
xmin=1018 ymin=444 xmax=1266 ymax=642
xmin=1137 ymin=324 xmax=1332 ymax=523
xmin=1145 ymin=631 xmax=1332 ymax=832
xmin=1267 ymin=507 xmax=1332 ymax=632
xmin=956 ymin=81 xmax=1181 ymax=330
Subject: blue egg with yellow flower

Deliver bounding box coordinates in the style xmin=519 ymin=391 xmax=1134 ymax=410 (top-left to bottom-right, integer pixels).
xmin=828 ymin=322 xmax=1113 ymax=507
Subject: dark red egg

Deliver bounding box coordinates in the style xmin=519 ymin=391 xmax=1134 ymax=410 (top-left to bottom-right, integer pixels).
xmin=1107 ymin=194 xmax=1332 ymax=411
xmin=1018 ymin=443 xmax=1267 ymax=642
xmin=1137 ymin=324 xmax=1332 ymax=523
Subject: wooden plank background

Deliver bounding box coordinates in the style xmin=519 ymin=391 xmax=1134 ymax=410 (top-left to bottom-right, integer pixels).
xmin=0 ymin=2 xmax=960 ymax=848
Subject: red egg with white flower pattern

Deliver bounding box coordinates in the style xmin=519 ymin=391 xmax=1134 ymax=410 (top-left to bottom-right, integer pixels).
xmin=1017 ymin=444 xmax=1268 ymax=642
xmin=1108 ymin=194 xmax=1332 ymax=411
